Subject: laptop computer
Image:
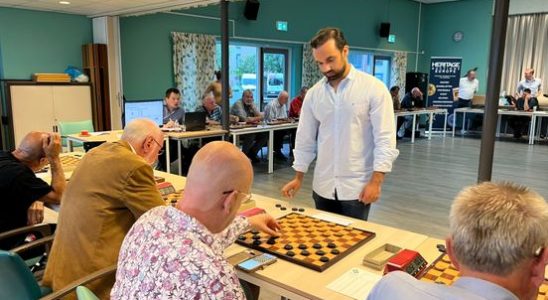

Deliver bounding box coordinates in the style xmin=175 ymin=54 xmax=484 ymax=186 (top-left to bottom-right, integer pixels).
xmin=184 ymin=111 xmax=206 ymax=131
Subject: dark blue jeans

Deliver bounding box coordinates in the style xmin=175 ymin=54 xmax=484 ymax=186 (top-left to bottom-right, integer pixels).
xmin=313 ymin=191 xmax=371 ymax=221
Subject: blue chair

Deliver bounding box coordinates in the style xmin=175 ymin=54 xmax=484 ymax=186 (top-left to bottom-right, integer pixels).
xmin=58 ymin=120 xmax=94 ymax=149
xmin=0 ymin=250 xmax=52 ymax=299
xmin=76 ymin=286 xmax=99 ymax=300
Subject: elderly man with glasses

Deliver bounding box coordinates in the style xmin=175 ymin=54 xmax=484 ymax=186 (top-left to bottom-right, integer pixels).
xmin=43 ymin=118 xmax=167 ymax=299
xmin=368 ymin=181 xmax=548 ymax=300
xmin=112 ymin=141 xmax=280 ymax=299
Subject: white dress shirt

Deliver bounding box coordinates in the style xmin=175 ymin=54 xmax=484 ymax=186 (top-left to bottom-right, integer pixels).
xmin=293 ymin=65 xmax=399 ymax=200
xmin=458 ymin=77 xmax=479 ymax=100
xmin=264 ymin=98 xmax=288 ymax=121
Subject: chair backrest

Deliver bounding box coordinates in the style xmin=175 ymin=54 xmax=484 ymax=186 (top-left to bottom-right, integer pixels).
xmin=58 ymin=120 xmax=94 ymax=147
xmin=0 ymin=250 xmax=43 ymax=300
xmin=76 ymin=286 xmax=99 ymax=300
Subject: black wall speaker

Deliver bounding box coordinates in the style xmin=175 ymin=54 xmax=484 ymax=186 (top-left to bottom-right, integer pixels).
xmin=244 ymin=0 xmax=260 ymax=20
xmin=405 ymin=72 xmax=428 ymax=95
xmin=379 ymin=22 xmax=391 ymax=38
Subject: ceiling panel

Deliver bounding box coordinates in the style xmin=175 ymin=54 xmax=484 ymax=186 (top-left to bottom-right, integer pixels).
xmin=0 ymin=0 xmax=225 ymax=17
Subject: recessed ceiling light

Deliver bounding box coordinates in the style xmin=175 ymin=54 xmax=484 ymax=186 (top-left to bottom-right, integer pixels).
xmin=59 ymin=1 xmax=71 ymax=4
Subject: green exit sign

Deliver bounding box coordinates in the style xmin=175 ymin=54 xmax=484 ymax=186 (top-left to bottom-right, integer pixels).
xmin=276 ymin=21 xmax=288 ymax=32
xmin=388 ymin=34 xmax=396 ymax=43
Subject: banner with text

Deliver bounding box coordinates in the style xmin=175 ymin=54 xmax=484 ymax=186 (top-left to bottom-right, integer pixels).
xmin=428 ymin=57 xmax=462 ymax=129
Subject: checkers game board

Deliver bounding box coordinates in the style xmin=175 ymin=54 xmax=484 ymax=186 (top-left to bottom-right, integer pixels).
xmin=419 ymin=253 xmax=548 ymax=299
xmin=236 ymin=213 xmax=375 ymax=272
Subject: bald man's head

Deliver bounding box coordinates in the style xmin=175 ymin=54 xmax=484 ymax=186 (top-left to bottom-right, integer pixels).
xmin=278 ymin=91 xmax=289 ymax=106
xmin=121 ymin=118 xmax=164 ymax=165
xmin=11 ymin=131 xmax=50 ymax=171
xmin=15 ymin=132 xmax=47 ymax=160
xmin=180 ymin=141 xmax=253 ymax=232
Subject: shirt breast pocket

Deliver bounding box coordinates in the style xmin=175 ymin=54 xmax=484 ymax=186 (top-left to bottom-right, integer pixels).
xmin=350 ymin=100 xmax=369 ymax=120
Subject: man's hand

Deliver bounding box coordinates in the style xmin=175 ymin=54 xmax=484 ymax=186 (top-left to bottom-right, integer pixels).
xmin=359 ymin=181 xmax=382 ymax=204
xmin=43 ymin=133 xmax=61 ymax=160
xmin=27 ymin=201 xmax=44 ymax=225
xmin=248 ymin=214 xmax=281 ymax=237
xmin=164 ymin=120 xmax=177 ymax=128
xmin=358 ymin=172 xmax=385 ymax=204
xmin=282 ymin=177 xmax=302 ymax=199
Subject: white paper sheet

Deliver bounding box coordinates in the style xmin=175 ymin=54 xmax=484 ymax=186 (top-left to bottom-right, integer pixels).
xmin=326 ymin=267 xmax=382 ymax=299
xmin=312 ymin=212 xmax=353 ymax=226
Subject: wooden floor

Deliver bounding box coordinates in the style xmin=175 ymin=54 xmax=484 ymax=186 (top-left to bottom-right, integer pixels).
xmin=251 ymin=135 xmax=548 ymax=240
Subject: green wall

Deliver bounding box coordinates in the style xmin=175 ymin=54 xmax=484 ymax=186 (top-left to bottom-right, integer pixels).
xmin=418 ymin=0 xmax=494 ymax=94
xmin=0 ymin=7 xmax=92 ymax=79
xmin=120 ymin=0 xmax=422 ymax=100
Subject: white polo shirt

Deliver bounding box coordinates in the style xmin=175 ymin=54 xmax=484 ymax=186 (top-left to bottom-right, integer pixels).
xmin=458 ymin=77 xmax=479 ymax=100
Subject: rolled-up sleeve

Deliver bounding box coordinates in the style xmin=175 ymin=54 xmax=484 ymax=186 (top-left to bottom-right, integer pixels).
xmin=292 ymin=93 xmax=319 ymax=173
xmin=369 ymin=85 xmax=399 ymax=173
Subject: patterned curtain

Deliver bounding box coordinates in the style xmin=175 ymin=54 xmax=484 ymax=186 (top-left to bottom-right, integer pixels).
xmin=390 ymin=51 xmax=407 ymax=99
xmin=172 ymin=32 xmax=216 ymax=111
xmin=301 ymin=43 xmax=323 ymax=88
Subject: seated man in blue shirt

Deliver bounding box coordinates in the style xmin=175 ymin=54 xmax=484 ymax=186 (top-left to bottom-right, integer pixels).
xmin=368 ymin=181 xmax=548 ymax=300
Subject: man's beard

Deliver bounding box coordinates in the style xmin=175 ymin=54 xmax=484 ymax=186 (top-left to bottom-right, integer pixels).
xmin=323 ymin=62 xmax=347 ymax=82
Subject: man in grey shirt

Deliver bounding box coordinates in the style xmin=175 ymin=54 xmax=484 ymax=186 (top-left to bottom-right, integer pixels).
xmin=230 ymin=90 xmax=268 ymax=163
xmin=368 ymin=182 xmax=548 ymax=300
xmin=264 ymin=91 xmax=290 ymax=160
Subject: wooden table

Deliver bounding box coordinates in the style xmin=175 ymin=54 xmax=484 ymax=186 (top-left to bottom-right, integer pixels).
xmin=165 ymin=127 xmax=227 ymax=175
xmin=230 ymin=122 xmax=298 ymax=173
xmin=39 ymin=170 xmax=185 ymax=224
xmin=38 ymin=168 xmax=439 ymax=299
xmin=225 ymin=195 xmax=429 ymax=300
xmin=66 ymin=128 xmax=227 ymax=174
xmin=395 ymin=108 xmax=448 ymax=143
xmin=452 ymin=107 xmax=538 ymax=144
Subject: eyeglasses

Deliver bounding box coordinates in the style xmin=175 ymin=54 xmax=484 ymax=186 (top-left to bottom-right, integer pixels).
xmin=222 ymin=190 xmax=252 ymax=202
xmin=534 ymin=247 xmax=544 ymax=258
xmin=151 ymin=138 xmax=164 ymax=156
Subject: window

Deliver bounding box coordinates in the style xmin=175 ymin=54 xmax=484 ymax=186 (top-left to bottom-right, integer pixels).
xmin=374 ymin=56 xmax=391 ymax=87
xmin=348 ymin=50 xmax=374 ymax=75
xmin=216 ymin=42 xmax=290 ymax=110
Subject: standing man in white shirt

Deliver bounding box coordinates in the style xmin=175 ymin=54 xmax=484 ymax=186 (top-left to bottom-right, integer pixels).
xmin=516 ymin=68 xmax=542 ymax=98
xmin=455 ymin=68 xmax=479 ymax=109
xmin=281 ymin=28 xmax=399 ymax=220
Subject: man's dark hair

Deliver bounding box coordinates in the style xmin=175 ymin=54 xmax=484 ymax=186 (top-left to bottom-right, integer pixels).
xmin=523 ymin=88 xmax=531 ymax=94
xmin=390 ymin=86 xmax=400 ymax=93
xmin=310 ymin=27 xmax=348 ymax=51
xmin=214 ymin=70 xmax=222 ymax=80
xmin=165 ymin=88 xmax=180 ymax=98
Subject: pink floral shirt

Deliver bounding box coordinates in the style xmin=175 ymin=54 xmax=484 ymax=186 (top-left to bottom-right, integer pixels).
xmin=111 ymin=206 xmax=249 ymax=299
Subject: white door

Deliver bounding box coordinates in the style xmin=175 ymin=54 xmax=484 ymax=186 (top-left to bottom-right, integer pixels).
xmin=52 ymin=86 xmax=93 ymax=126
xmin=10 ymin=86 xmax=55 ymax=147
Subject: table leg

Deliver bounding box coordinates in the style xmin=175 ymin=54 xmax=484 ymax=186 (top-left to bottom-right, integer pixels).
xmin=443 ymin=112 xmax=447 ymax=137
xmin=452 ymin=111 xmax=456 ymax=137
xmin=428 ymin=112 xmax=433 ymax=140
xmin=411 ymin=114 xmax=416 ymax=143
xmin=268 ymin=130 xmax=274 ymax=174
xmin=529 ymin=115 xmax=536 ymax=145
xmin=67 ymin=139 xmax=74 ymax=152
xmin=165 ymin=138 xmax=171 ymax=174
xmin=461 ymin=112 xmax=466 ymax=134
xmin=177 ymin=140 xmax=182 ymax=176
xmin=496 ymin=115 xmax=501 ymax=137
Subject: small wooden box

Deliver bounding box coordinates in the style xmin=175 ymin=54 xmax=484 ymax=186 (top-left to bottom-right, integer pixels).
xmin=363 ymin=244 xmax=401 ymax=270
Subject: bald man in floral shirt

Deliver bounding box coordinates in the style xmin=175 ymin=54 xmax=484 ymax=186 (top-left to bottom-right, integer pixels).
xmin=111 ymin=141 xmax=280 ymax=299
